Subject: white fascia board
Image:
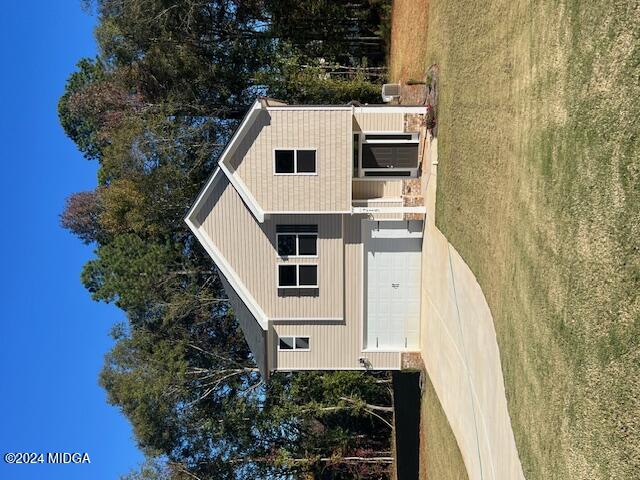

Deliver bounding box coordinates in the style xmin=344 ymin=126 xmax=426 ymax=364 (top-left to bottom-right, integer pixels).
xmin=346 ymin=104 xmax=354 ymax=208
xmin=184 ymin=169 xmax=268 ymax=330
xmin=219 ymin=99 xmax=263 ymax=164
xmin=275 ymin=366 xmax=402 ymax=372
xmin=271 ymin=317 xmax=344 ymax=322
xmin=217 ymin=99 xmax=266 ymax=222
xmin=352 ymin=206 xmax=427 ymax=214
xmin=265 ymin=106 xmax=353 ymax=111
xmin=352 ymin=197 xmax=404 ymax=204
xmin=266 ymin=105 xmax=424 ymax=113
xmin=264 ymin=210 xmax=352 ymax=215
xmin=219 ymin=163 xmax=265 ymax=222
xmin=185 ymin=167 xmax=223 ymax=225
xmin=371 ymin=229 xmax=423 ymax=239
xmin=354 ymin=105 xmax=428 ymax=114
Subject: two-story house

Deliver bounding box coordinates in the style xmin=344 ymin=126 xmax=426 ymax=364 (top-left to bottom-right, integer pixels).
xmin=185 ymin=98 xmax=428 ymax=378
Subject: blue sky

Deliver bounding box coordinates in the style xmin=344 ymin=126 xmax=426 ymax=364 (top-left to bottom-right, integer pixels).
xmin=0 ymin=1 xmax=143 ymax=478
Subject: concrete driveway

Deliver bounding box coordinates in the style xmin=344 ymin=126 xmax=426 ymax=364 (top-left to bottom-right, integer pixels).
xmin=420 ymin=134 xmax=525 ymax=480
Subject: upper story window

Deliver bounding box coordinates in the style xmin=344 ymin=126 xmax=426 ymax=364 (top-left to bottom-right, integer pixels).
xmin=274 ymin=149 xmax=317 ymax=175
xmin=276 ymin=224 xmax=318 ymax=257
xmin=278 ymin=264 xmax=318 ymax=288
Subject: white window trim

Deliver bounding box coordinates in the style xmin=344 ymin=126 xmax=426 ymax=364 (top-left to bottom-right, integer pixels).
xmin=277 ymin=335 xmax=311 ymax=352
xmin=273 ymin=148 xmax=318 ymax=176
xmin=277 ymin=264 xmax=319 ymax=289
xmin=276 ymin=232 xmax=319 ymax=258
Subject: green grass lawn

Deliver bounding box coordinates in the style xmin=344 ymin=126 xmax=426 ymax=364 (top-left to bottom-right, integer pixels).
xmin=419 ymin=373 xmax=469 ymax=480
xmin=391 ymin=0 xmax=639 ymax=478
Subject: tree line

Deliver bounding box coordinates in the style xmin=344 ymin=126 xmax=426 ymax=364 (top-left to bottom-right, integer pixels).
xmin=59 ymin=1 xmax=394 ymax=478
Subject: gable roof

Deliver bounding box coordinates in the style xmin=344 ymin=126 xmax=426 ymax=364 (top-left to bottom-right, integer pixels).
xmin=185 ymin=168 xmax=268 ymax=331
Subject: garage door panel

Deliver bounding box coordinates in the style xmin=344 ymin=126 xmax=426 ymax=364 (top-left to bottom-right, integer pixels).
xmin=365 ymin=221 xmax=422 ymax=351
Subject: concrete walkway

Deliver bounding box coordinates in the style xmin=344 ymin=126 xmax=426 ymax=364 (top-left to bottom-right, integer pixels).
xmin=420 ymin=134 xmax=525 ymax=480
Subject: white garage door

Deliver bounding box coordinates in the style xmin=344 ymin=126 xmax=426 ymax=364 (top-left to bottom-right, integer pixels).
xmin=365 ymin=221 xmax=422 ymax=350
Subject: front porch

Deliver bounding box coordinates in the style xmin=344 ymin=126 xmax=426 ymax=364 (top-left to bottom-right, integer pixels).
xmin=351 ymin=113 xmax=429 ymax=220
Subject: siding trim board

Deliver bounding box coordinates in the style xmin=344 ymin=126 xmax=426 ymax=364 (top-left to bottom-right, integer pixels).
xmin=267 ymin=106 xmax=353 ymax=111
xmin=276 ymin=367 xmax=402 ymax=372
xmin=266 ymin=210 xmax=352 ymax=215
xmin=265 ymin=106 xmax=426 ymax=113
xmin=185 ymin=168 xmax=269 ymax=330
xmin=219 ymin=163 xmax=265 ymax=222
xmin=271 ymin=318 xmax=343 ymax=322
xmin=354 ymin=106 xmax=427 ymax=113
xmin=218 ymin=99 xmax=266 ymax=222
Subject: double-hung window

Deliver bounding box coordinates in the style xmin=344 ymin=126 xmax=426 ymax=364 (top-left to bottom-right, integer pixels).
xmin=278 ymin=336 xmax=310 ymax=351
xmin=276 ymin=225 xmax=318 ymax=257
xmin=274 ymin=149 xmax=317 ymax=174
xmin=276 ymin=225 xmax=318 ymax=288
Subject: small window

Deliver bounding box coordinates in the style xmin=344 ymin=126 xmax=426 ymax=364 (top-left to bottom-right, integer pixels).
xmin=353 ymin=134 xmax=360 ymax=177
xmin=279 ymin=337 xmax=295 ymax=350
xmin=278 ymin=336 xmax=310 ymax=351
xmin=297 ymin=150 xmax=316 ymax=173
xmin=274 ymin=150 xmax=295 ymax=173
xmin=278 ymin=264 xmax=318 ymax=288
xmin=274 ymin=149 xmax=316 ymax=174
xmin=277 ymin=234 xmax=297 ymax=256
xmin=297 ymin=235 xmax=317 ymax=256
xmin=298 ymin=265 xmax=317 ymax=286
xmin=276 ymin=226 xmax=318 ymax=257
xmin=278 ymin=265 xmax=297 ymax=287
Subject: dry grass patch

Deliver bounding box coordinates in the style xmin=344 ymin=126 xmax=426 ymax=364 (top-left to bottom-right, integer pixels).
xmin=419 ymin=373 xmax=468 ymax=480
xmin=388 ymin=0 xmax=429 ymax=82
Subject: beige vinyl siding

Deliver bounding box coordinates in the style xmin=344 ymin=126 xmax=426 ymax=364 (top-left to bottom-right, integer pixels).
xmin=352 ymin=180 xmax=403 ymax=200
xmin=226 ymin=109 xmax=352 ymax=213
xmin=353 ymin=112 xmax=405 ymax=132
xmin=194 ymin=174 xmax=343 ymax=319
xmin=273 ymin=215 xmax=401 ymax=371
xmin=218 ymin=273 xmax=268 ymax=377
